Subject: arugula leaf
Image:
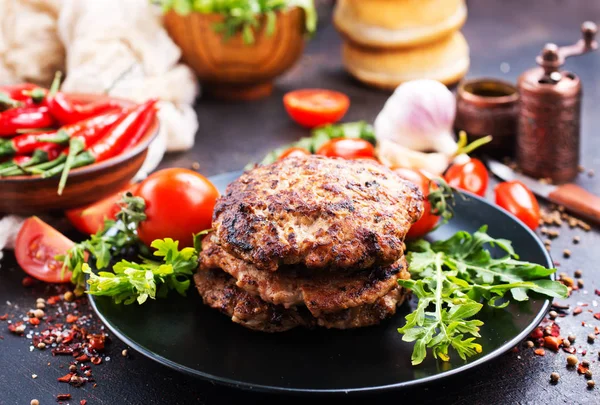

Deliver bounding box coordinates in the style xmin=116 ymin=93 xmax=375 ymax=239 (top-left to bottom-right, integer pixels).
xmin=83 ymin=238 xmax=199 ymax=305
xmin=401 ymin=226 xmax=568 ymax=365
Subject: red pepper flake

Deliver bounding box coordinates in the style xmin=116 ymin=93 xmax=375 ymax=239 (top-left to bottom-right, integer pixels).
xmin=75 ymin=354 xmax=89 ymax=362
xmin=47 ymin=296 xmax=61 ymax=305
xmin=89 ymin=335 xmax=105 ymax=351
xmin=52 ymin=347 xmax=74 ymax=356
xmin=28 ymin=317 xmax=40 ymax=326
xmin=549 ymin=323 xmax=561 ymax=337
xmin=544 ymin=336 xmax=562 ymax=351
xmin=578 ymin=363 xmax=589 ymax=374
xmin=573 ymin=307 xmax=583 ymax=315
xmin=22 ymin=276 xmax=35 ymax=287
xmin=563 ymin=346 xmax=576 ymax=354
xmin=582 ymin=350 xmax=587 ymax=356
xmin=595 ymin=326 xmax=600 ymax=335
xmin=534 ymin=348 xmax=546 ymax=356
xmin=90 ymin=356 xmax=102 ymax=365
xmin=56 ymin=394 xmax=71 ymax=401
xmin=81 ymin=400 xmax=87 ymax=405
xmin=593 ymin=313 xmax=600 ymax=320
xmin=595 ymin=289 xmax=600 ymax=296
xmin=66 ymin=314 xmax=78 ymax=323
xmin=530 ymin=327 xmax=544 ymax=339
xmin=0 ymin=313 xmax=8 ymax=321
xmin=57 ymin=373 xmax=74 ymax=383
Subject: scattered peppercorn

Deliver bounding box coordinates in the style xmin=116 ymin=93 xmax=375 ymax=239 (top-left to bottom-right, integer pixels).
xmin=30 ymin=400 xmax=39 ymax=405
xmin=588 ymin=169 xmax=595 ymax=178
xmin=33 ymin=309 xmax=44 ymax=319
xmin=589 ymin=334 xmax=596 ymax=343
xmin=192 ymin=162 xmax=200 ymax=170
xmin=568 ymin=335 xmax=577 ymax=343
xmin=567 ymin=355 xmax=579 ymax=366
xmin=549 ymin=311 xmax=558 ymax=320
xmin=585 ymin=369 xmax=593 ymax=379
xmin=69 ymin=364 xmax=77 ymax=372
xmin=64 ymin=291 xmax=74 ymax=302
xmin=573 ymin=236 xmax=580 ymax=244
xmin=563 ymin=249 xmax=571 ymax=258
xmin=582 ymin=360 xmax=591 ymax=368
xmin=574 ymin=269 xmax=583 ymax=278
xmin=550 ymin=372 xmax=560 ymax=383
xmin=122 ymin=349 xmax=128 ymax=357
xmin=35 ymin=302 xmax=45 ymax=310
xmin=588 ymin=380 xmax=595 ymax=389
xmin=36 ymin=342 xmax=46 ymax=350
xmin=578 ymin=280 xmax=585 ymax=289
xmin=563 ymin=339 xmax=571 ymax=348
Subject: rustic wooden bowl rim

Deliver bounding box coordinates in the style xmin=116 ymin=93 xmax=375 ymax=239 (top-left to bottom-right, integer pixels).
xmin=0 ymin=94 xmax=159 ymax=184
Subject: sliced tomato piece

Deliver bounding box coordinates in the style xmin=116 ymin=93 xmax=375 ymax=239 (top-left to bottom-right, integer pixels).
xmin=15 ymin=217 xmax=74 ymax=283
xmin=65 ymin=184 xmax=138 ymax=235
xmin=316 ymin=138 xmax=375 ymax=160
xmin=283 ymin=89 xmax=350 ymax=128
xmin=394 ymin=168 xmax=440 ymax=239
xmin=278 ymin=147 xmax=311 ymax=160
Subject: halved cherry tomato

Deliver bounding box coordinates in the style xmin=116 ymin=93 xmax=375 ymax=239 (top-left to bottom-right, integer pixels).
xmin=316 ymin=138 xmax=375 ymax=160
xmin=394 ymin=168 xmax=439 ymax=238
xmin=15 ymin=217 xmax=74 ymax=283
xmin=444 ymin=158 xmax=489 ymax=197
xmin=65 ymin=184 xmax=139 ymax=235
xmin=283 ymin=89 xmax=350 ymax=128
xmin=136 ymin=168 xmax=219 ymax=248
xmin=495 ymin=180 xmax=540 ymax=230
xmin=278 ymin=147 xmax=311 ymax=160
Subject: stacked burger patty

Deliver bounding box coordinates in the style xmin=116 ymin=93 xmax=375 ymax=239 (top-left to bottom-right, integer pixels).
xmin=195 ymin=156 xmax=424 ymax=332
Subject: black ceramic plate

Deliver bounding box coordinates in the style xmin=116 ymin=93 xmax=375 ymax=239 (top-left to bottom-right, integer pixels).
xmin=89 ymin=171 xmax=552 ymax=394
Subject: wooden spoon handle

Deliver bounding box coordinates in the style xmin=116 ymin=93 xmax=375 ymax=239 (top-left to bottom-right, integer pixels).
xmin=548 ymin=183 xmax=600 ymax=225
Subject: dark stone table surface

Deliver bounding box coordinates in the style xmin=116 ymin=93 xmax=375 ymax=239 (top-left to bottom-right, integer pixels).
xmin=1 ymin=1 xmax=599 ymax=404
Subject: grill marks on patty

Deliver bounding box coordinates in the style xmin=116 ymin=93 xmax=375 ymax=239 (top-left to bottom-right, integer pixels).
xmin=212 ymin=156 xmax=424 ymax=272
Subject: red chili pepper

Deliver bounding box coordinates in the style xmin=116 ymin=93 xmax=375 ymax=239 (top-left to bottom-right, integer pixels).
xmin=39 ymin=99 xmax=156 ymax=194
xmin=0 ymin=110 xmax=123 ymax=157
xmin=0 ymin=83 xmax=38 ymax=100
xmin=46 ymin=72 xmax=121 ymax=125
xmin=0 ymin=143 xmax=64 ymax=177
xmin=0 ymin=106 xmax=56 ymax=136
xmin=122 ymin=100 xmax=158 ymax=151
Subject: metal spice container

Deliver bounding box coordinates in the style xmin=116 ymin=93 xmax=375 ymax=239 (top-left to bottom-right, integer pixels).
xmin=516 ymin=22 xmax=598 ymax=183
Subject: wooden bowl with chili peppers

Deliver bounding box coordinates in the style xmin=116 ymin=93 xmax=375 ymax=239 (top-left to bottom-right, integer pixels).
xmin=0 ymin=89 xmax=159 ymax=215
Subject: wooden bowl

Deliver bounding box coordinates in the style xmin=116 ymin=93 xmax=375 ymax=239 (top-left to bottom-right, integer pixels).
xmin=0 ymin=94 xmax=159 ymax=215
xmin=164 ymin=7 xmax=307 ymax=100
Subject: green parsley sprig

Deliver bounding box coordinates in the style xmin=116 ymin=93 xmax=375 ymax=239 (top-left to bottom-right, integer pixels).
xmin=82 ymin=238 xmax=198 ymax=305
xmin=60 ymin=192 xmax=148 ymax=293
xmin=399 ymin=226 xmax=568 ymax=365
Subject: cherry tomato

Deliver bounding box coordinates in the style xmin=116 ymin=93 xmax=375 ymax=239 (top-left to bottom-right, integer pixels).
xmin=65 ymin=184 xmax=139 ymax=235
xmin=495 ymin=181 xmax=540 ymax=230
xmin=394 ymin=168 xmax=440 ymax=238
xmin=15 ymin=217 xmax=74 ymax=283
xmin=136 ymin=168 xmax=219 ymax=248
xmin=278 ymin=147 xmax=311 ymax=160
xmin=283 ymin=89 xmax=350 ymax=128
xmin=316 ymin=138 xmax=375 ymax=160
xmin=444 ymin=158 xmax=489 ymax=197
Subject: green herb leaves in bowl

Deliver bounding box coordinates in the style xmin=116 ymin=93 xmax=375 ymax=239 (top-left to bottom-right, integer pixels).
xmin=155 ymin=0 xmax=317 ymax=44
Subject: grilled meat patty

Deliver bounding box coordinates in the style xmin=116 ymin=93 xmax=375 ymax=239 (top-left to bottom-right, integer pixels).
xmin=200 ymin=236 xmax=409 ymax=317
xmin=212 ymin=155 xmax=424 ymax=272
xmin=194 ymin=269 xmax=408 ymax=332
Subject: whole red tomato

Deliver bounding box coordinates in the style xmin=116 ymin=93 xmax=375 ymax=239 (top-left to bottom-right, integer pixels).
xmin=283 ymin=89 xmax=350 ymax=128
xmin=495 ymin=181 xmax=540 ymax=230
xmin=278 ymin=147 xmax=311 ymax=160
xmin=444 ymin=158 xmax=489 ymax=197
xmin=136 ymin=168 xmax=219 ymax=248
xmin=316 ymin=138 xmax=375 ymax=160
xmin=15 ymin=217 xmax=74 ymax=283
xmin=394 ymin=168 xmax=439 ymax=238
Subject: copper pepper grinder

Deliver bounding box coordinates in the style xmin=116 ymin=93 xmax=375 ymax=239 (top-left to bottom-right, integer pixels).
xmin=516 ymin=21 xmax=598 ymax=183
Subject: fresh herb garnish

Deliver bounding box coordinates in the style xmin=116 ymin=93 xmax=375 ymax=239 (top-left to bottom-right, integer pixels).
xmin=82 ymin=238 xmax=199 ymax=305
xmin=399 ymin=226 xmax=568 ymax=365
xmin=156 ymin=0 xmax=317 ymax=44
xmin=60 ymin=193 xmax=148 ymax=292
xmin=252 ymin=121 xmax=375 ymax=167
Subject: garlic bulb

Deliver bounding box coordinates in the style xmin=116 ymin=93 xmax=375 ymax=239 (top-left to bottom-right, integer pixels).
xmin=374 ymin=79 xmax=458 ymax=156
xmin=376 ymin=139 xmax=450 ymax=176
